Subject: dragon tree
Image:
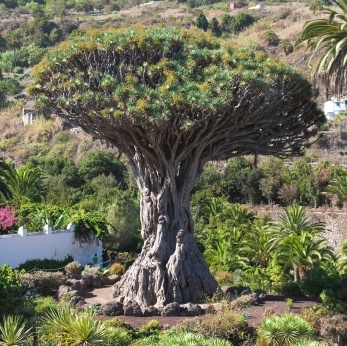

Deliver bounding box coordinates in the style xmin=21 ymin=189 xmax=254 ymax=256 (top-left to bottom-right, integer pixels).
xmin=30 ymin=26 xmax=324 ymax=307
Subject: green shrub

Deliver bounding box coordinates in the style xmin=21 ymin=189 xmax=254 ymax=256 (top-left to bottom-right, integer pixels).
xmin=292 ymin=341 xmax=328 ymax=346
xmin=32 ymin=296 xmax=57 ymax=315
xmin=135 ymin=330 xmax=231 ymax=346
xmin=164 ymin=331 xmax=231 ymax=345
xmin=104 ymin=325 xmax=132 ymax=346
xmin=0 ymin=315 xmax=33 ymax=345
xmin=257 ymin=313 xmax=315 ymax=346
xmin=300 ymin=305 xmax=329 ymax=333
xmin=104 ymin=317 xmax=134 ymax=333
xmin=65 ymin=261 xmax=83 ymax=279
xmin=231 ymin=12 xmax=256 ymax=34
xmin=300 ymin=267 xmax=342 ymax=298
xmin=0 ymin=264 xmax=24 ymax=315
xmin=16 ymin=203 xmax=71 ymax=233
xmin=81 ymin=265 xmax=101 ymax=280
xmin=71 ymin=210 xmax=109 ymax=243
xmin=176 ymin=305 xmax=252 ymax=344
xmin=262 ymin=30 xmax=280 ymax=46
xmin=213 ymin=271 xmax=234 ymax=286
xmin=13 ymin=66 xmax=24 ymax=74
xmin=17 ymin=256 xmax=73 ymax=272
xmin=20 ymin=271 xmax=66 ymax=296
xmin=138 ymin=320 xmax=161 ymax=338
xmin=109 ymin=262 xmax=126 ymax=276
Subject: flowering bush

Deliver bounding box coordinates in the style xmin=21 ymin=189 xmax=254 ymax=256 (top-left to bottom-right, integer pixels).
xmin=0 ymin=206 xmax=18 ymax=234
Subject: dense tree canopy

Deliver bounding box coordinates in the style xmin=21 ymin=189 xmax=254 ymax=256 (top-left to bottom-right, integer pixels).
xmin=31 ymin=26 xmax=324 ymax=307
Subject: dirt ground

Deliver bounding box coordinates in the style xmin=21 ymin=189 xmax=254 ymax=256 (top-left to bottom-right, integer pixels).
xmin=82 ymin=285 xmax=319 ymax=329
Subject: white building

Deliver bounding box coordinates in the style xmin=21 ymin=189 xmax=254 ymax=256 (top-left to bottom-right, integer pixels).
xmin=324 ymin=98 xmax=346 ymax=120
xmin=0 ymin=224 xmax=102 ymax=268
xmin=249 ymin=4 xmax=265 ymax=10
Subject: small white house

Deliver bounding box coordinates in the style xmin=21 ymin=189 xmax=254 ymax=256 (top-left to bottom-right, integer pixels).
xmin=249 ymin=3 xmax=265 ymax=10
xmin=324 ymin=98 xmax=346 ymax=120
xmin=22 ymin=107 xmax=36 ymax=125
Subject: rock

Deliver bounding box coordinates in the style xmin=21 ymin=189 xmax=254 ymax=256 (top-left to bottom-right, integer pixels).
xmin=69 ymin=295 xmax=86 ymax=306
xmin=123 ymin=301 xmax=143 ymax=317
xmin=162 ymin=324 xmax=171 ymax=330
xmin=198 ymin=304 xmax=213 ymax=314
xmin=320 ymin=314 xmax=347 ymax=346
xmin=254 ymin=290 xmax=267 ymax=302
xmin=161 ymin=302 xmax=180 ymax=316
xmin=84 ymin=275 xmax=103 ymax=288
xmin=180 ymin=303 xmax=203 ymax=316
xmin=66 ymin=279 xmax=86 ymax=293
xmin=91 ymin=275 xmax=103 ymax=288
xmin=219 ymin=286 xmax=238 ymax=300
xmin=75 ymin=299 xmax=88 ymax=308
xmin=230 ymin=293 xmax=260 ymax=309
xmin=143 ymin=306 xmax=159 ymax=317
xmin=57 ymin=285 xmax=77 ymax=301
xmin=103 ymin=274 xmax=121 ymax=285
xmin=101 ymin=302 xmax=124 ymax=316
xmin=240 ymin=288 xmax=252 ymax=296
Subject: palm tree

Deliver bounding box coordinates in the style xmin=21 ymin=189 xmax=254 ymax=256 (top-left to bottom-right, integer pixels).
xmin=267 ymin=205 xmax=331 ymax=282
xmin=0 ymin=160 xmax=46 ymax=205
xmin=276 ymin=231 xmax=335 ymax=282
xmin=204 ymin=226 xmax=249 ymax=273
xmin=0 ymin=315 xmax=32 ymax=346
xmin=296 ymin=0 xmax=347 ymax=95
xmin=243 ymin=217 xmax=272 ymax=268
xmin=337 ymin=240 xmax=347 ymax=274
xmin=0 ymin=160 xmax=11 ymax=200
xmin=327 ymin=175 xmax=347 ymax=207
xmin=268 ymin=205 xmax=326 ymax=250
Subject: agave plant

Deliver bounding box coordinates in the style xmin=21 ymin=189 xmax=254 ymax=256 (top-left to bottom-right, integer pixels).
xmin=39 ymin=306 xmax=71 ymax=345
xmin=0 ymin=315 xmax=32 ymax=346
xmin=39 ymin=305 xmax=109 ymax=346
xmin=257 ymin=313 xmax=314 ymax=346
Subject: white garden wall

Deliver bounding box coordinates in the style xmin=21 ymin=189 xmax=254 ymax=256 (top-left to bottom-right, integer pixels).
xmin=0 ymin=224 xmax=102 ymax=268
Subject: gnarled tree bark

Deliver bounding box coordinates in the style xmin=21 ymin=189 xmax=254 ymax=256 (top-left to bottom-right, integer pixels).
xmin=113 ymin=150 xmax=218 ymax=306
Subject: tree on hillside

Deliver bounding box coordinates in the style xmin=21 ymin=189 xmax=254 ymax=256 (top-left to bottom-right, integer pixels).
xmin=30 ymin=26 xmax=324 ymax=307
xmin=297 ymin=0 xmax=347 ymax=96
xmin=327 ymin=174 xmax=347 ymax=207
xmin=196 ymin=13 xmax=209 ymax=32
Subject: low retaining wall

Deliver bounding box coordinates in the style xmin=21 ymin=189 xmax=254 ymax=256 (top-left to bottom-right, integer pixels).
xmin=0 ymin=224 xmax=102 ymax=268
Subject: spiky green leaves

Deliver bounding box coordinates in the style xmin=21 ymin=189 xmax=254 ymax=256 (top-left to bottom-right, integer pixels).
xmin=257 ymin=313 xmax=314 ymax=346
xmin=31 ymin=26 xmax=306 ymax=127
xmin=297 ymin=0 xmax=347 ymax=94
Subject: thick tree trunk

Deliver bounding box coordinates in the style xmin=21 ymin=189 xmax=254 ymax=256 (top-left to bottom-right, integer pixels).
xmin=113 ymin=156 xmax=218 ymax=307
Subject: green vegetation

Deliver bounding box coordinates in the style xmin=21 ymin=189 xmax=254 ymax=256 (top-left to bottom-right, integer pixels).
xmin=257 ymin=314 xmax=314 ymax=346
xmin=0 ymin=315 xmax=32 ymax=346
xmin=0 ymin=2 xmax=346 ymax=345
xmin=0 ymin=265 xmax=24 ymax=315
xmin=297 ymin=0 xmax=347 ymax=94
